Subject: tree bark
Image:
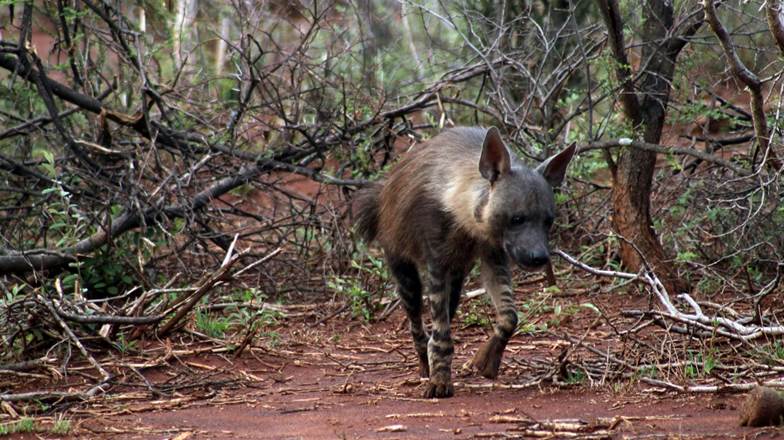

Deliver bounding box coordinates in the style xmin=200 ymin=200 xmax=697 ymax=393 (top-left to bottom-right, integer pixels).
xmin=598 ymin=0 xmax=696 ymax=293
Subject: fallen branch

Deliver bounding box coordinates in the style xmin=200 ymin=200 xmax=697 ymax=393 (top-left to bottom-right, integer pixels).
xmin=555 ymin=249 xmax=784 ymax=341
xmin=156 ymin=245 xmax=281 ymax=337
xmin=641 ymin=377 xmax=784 ymax=393
xmin=41 ymin=283 xmax=111 ymax=381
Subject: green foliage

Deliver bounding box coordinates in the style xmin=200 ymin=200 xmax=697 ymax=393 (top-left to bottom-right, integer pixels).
xmin=187 ymin=288 xmax=285 ymax=345
xmin=759 ymin=341 xmax=784 ymax=365
xmin=695 ymin=276 xmax=722 ymax=296
xmin=460 ymin=298 xmax=491 ymax=328
xmin=51 ymin=416 xmax=71 ymax=435
xmin=0 ymin=416 xmax=71 ymax=436
xmin=564 ymin=368 xmax=586 ymax=385
xmin=685 ymin=350 xmax=718 ymax=379
xmin=517 ymin=289 xmax=600 ymax=335
xmin=195 ymin=309 xmax=232 ymax=339
xmin=517 ymin=290 xmax=557 ymax=335
xmin=60 ymin=225 xmax=168 ymax=298
xmin=637 ymin=365 xmax=659 ymax=379
xmin=114 ymin=333 xmax=137 ymax=355
xmin=773 ymin=342 xmax=784 ymax=361
xmin=328 ymin=250 xmax=390 ymax=322
xmin=226 ymin=288 xmax=284 ymax=346
xmin=328 ymin=275 xmax=375 ymax=322
xmin=675 ymin=251 xmax=698 ymax=264
xmin=11 ymin=418 xmax=35 ymax=434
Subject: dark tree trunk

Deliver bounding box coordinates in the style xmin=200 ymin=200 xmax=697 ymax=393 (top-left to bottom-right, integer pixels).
xmin=600 ymin=0 xmax=695 ymax=294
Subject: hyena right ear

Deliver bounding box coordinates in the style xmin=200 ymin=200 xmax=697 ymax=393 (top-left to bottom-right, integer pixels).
xmin=535 ymin=142 xmax=577 ymax=188
xmin=479 ymin=127 xmax=511 ymax=184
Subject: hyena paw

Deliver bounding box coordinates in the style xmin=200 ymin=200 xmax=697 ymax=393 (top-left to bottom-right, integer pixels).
xmin=423 ymin=380 xmax=454 ymax=398
xmin=470 ymin=336 xmax=506 ymax=379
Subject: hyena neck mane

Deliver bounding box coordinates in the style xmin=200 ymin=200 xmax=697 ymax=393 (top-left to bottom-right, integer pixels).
xmin=433 ymin=127 xmax=556 ymax=244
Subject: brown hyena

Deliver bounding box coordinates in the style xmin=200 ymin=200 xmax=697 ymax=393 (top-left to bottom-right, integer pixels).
xmin=354 ymin=127 xmax=575 ymax=398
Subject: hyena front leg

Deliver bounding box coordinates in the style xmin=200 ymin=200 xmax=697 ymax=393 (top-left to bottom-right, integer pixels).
xmin=423 ymin=264 xmax=461 ymax=398
xmin=469 ymin=250 xmax=517 ymax=379
xmin=388 ymin=256 xmax=429 ymax=378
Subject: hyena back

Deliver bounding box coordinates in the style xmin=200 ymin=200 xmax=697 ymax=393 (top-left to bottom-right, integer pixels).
xmin=354 ymin=127 xmax=575 ymax=398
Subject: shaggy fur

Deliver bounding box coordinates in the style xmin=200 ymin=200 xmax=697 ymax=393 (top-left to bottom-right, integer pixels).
xmin=354 ymin=126 xmax=575 ymax=398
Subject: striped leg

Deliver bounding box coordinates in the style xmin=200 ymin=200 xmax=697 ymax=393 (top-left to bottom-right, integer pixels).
xmin=423 ymin=264 xmax=457 ymax=398
xmin=470 ymin=250 xmax=517 ymax=379
xmin=389 ymin=256 xmax=429 ymax=377
xmin=448 ymin=270 xmax=467 ymax=322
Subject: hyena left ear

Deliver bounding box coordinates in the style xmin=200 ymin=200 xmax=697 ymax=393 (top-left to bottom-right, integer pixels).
xmin=535 ymin=142 xmax=577 ymax=188
xmin=479 ymin=127 xmax=511 ymax=184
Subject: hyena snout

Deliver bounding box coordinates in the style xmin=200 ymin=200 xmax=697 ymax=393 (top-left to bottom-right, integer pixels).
xmin=507 ymin=244 xmax=550 ymax=269
xmin=525 ymin=249 xmax=550 ymax=268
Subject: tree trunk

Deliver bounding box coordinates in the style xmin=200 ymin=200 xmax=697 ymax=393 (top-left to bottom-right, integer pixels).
xmin=601 ymin=0 xmax=692 ymax=294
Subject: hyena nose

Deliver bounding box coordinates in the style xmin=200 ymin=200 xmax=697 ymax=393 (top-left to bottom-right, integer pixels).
xmin=528 ymin=251 xmax=549 ymax=267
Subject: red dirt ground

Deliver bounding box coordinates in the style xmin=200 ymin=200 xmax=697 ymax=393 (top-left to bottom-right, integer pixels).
xmin=71 ymin=289 xmax=784 ymax=440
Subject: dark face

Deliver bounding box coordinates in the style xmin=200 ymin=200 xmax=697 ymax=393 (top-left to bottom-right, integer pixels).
xmin=489 ymin=168 xmax=556 ymax=270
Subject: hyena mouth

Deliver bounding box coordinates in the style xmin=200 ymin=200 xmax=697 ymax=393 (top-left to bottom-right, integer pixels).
xmin=516 ymin=261 xmax=549 ymax=271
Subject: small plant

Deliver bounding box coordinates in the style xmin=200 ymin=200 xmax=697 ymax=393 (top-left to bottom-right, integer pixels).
xmin=263 ymin=330 xmax=281 ymax=348
xmin=703 ymin=352 xmax=717 ymax=375
xmin=115 ymin=333 xmax=137 ymax=355
xmin=773 ymin=342 xmax=784 ymax=360
xmin=13 ymin=418 xmax=36 ymax=434
xmin=759 ymin=341 xmax=784 ymax=364
xmin=684 ymin=361 xmax=698 ymax=379
xmin=51 ymin=415 xmax=71 ymax=435
xmin=564 ymin=368 xmax=586 ymax=385
xmin=461 ymin=303 xmax=490 ymax=328
xmin=675 ymin=251 xmax=698 ymax=264
xmin=327 ymin=248 xmax=393 ymax=322
xmin=637 ymin=365 xmax=659 ymax=379
xmin=328 ymin=275 xmax=375 ymax=321
xmin=195 ymin=310 xmax=231 ymax=338
xmin=685 ymin=350 xmax=718 ymax=378
xmin=518 ymin=321 xmax=548 ymax=335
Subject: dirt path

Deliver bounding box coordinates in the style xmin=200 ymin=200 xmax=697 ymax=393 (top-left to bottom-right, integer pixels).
xmin=77 ymin=308 xmax=780 ymax=440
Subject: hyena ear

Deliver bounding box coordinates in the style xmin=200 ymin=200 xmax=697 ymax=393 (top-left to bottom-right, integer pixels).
xmin=479 ymin=127 xmax=511 ymax=184
xmin=535 ymin=142 xmax=577 ymax=188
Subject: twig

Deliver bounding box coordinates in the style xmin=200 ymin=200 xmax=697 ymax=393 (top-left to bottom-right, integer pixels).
xmin=40 ymin=289 xmax=111 ymax=381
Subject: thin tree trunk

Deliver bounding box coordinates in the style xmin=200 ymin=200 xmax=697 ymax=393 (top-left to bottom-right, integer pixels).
xmin=173 ymin=0 xmax=198 ymax=70
xmin=215 ymin=14 xmax=231 ymax=76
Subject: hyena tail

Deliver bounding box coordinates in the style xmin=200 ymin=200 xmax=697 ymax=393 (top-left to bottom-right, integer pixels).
xmin=353 ymin=183 xmax=382 ymax=243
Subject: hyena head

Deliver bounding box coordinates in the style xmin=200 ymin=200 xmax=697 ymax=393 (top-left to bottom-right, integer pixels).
xmin=478 ymin=127 xmax=576 ymax=269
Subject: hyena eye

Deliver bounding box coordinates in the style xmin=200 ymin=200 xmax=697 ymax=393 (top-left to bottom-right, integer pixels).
xmin=510 ymin=215 xmax=527 ymax=226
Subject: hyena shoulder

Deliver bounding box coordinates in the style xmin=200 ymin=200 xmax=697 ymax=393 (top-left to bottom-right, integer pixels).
xmin=373 ymin=127 xmax=488 ymax=262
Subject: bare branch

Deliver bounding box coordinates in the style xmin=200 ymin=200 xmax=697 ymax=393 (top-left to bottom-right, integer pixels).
xmin=704 ymin=0 xmax=779 ymax=170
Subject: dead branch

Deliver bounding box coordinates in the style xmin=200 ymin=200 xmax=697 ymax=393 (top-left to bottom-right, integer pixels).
xmin=581 ymin=139 xmax=752 ymax=176
xmin=157 ymin=238 xmax=241 ymax=337
xmin=555 ymin=249 xmax=784 ymax=341
xmin=39 ymin=298 xmax=111 ymax=380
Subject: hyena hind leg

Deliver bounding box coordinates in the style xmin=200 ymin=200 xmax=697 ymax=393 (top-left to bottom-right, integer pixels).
xmin=469 ymin=251 xmax=517 ymax=379
xmin=423 ymin=264 xmax=463 ymax=399
xmin=388 ymin=256 xmax=429 ymax=378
